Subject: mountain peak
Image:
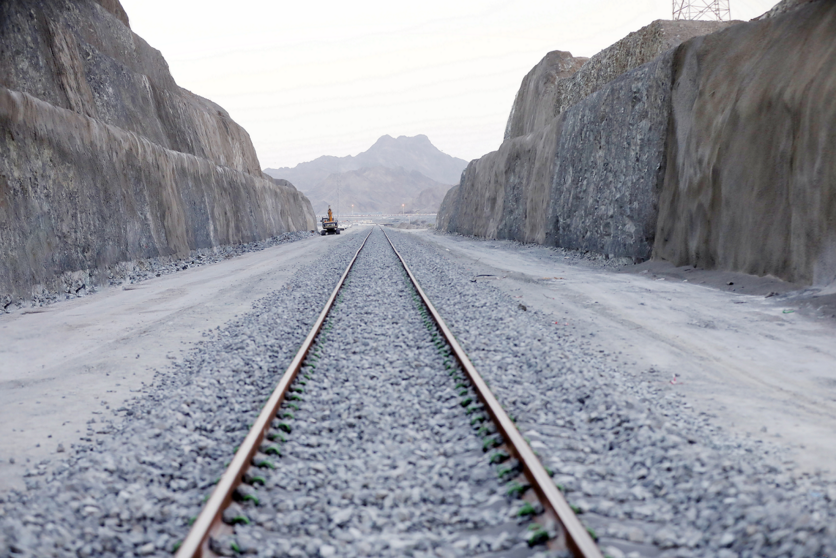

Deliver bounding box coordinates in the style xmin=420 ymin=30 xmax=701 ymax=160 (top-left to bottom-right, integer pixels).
xmin=369 ymin=134 xmax=431 ymax=149
xmin=265 ymin=134 xmax=467 ymax=189
xmin=262 ymin=134 xmax=468 ymax=217
xmin=371 ymin=134 xmax=395 ymax=146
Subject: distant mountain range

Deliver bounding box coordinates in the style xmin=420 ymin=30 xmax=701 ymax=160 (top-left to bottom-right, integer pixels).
xmin=304 ymin=167 xmax=452 ymax=216
xmin=264 ymin=135 xmax=468 ymax=216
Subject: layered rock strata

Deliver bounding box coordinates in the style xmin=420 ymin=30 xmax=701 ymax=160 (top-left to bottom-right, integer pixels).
xmin=0 ymin=0 xmax=315 ymax=300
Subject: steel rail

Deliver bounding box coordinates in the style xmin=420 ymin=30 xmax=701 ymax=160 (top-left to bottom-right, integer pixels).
xmin=380 ymin=227 xmax=603 ymax=558
xmin=176 ymin=228 xmax=374 ymax=558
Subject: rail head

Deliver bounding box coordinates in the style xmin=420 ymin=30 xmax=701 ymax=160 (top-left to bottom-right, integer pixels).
xmin=379 ymin=227 xmax=603 ymax=558
xmin=175 ymin=228 xmax=373 ymax=558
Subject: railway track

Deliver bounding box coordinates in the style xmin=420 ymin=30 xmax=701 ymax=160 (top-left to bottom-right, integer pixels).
xmin=176 ymin=226 xmax=601 ymax=558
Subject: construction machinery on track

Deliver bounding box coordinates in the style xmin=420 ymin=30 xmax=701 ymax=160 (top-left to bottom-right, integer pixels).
xmin=320 ymin=206 xmax=340 ymax=236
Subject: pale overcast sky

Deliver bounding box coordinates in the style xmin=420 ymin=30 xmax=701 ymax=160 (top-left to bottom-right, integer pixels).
xmin=120 ymin=0 xmax=776 ymax=169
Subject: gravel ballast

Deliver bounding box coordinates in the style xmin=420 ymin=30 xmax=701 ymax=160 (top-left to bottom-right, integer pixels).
xmin=0 ymin=228 xmax=547 ymax=558
xmin=218 ymin=228 xmax=544 ymax=557
xmin=0 ymin=231 xmax=362 ymax=557
xmin=387 ymin=230 xmax=836 ymax=558
xmin=1 ymin=226 xmax=834 ymax=558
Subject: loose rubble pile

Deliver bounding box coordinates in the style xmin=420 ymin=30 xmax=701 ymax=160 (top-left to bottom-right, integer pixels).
xmin=388 ymin=230 xmax=836 ymax=558
xmin=1 ymin=232 xmax=313 ymax=313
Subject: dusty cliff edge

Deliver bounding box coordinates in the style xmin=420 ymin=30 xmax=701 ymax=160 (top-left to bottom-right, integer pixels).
xmin=0 ymin=0 xmax=316 ymax=303
xmin=438 ymin=0 xmax=836 ymax=288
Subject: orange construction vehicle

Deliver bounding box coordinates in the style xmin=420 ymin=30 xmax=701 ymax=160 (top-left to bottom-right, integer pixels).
xmin=320 ymin=206 xmax=339 ymax=236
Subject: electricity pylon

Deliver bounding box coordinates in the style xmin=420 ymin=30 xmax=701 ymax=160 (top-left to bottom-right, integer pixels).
xmin=673 ymin=0 xmax=731 ymax=20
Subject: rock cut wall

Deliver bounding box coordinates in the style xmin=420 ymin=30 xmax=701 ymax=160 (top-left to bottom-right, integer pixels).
xmin=439 ymin=20 xmax=730 ymax=260
xmin=0 ymin=0 xmax=316 ymax=299
xmin=440 ymin=2 xmax=836 ymax=286
xmin=655 ymin=1 xmax=836 ymax=285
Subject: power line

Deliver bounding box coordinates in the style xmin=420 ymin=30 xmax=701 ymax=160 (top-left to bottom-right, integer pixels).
xmin=673 ymin=0 xmax=732 ymax=20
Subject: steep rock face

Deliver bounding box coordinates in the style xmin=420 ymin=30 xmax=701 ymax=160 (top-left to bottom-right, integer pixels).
xmin=440 ymin=20 xmax=728 ymax=260
xmin=92 ymin=0 xmax=130 ymax=26
xmin=0 ymin=0 xmax=315 ymax=299
xmin=543 ymin=52 xmax=674 ymax=259
xmin=655 ymin=1 xmax=836 ymax=285
xmin=550 ymin=20 xmax=731 ymax=122
xmin=0 ymin=0 xmax=261 ymax=175
xmin=503 ymin=51 xmax=587 ymax=140
xmin=437 ymin=118 xmax=563 ymax=244
xmin=441 ymin=1 xmax=836 ymax=286
xmin=755 ymin=0 xmax=819 ymax=19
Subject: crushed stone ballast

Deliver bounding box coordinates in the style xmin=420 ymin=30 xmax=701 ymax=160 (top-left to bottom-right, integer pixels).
xmin=176 ymin=226 xmax=601 ymax=558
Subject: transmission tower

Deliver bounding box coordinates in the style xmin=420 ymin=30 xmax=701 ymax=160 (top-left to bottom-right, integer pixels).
xmin=673 ymin=0 xmax=731 ymax=20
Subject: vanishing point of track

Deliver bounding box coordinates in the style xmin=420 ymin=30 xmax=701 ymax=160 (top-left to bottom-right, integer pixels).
xmin=175 ymin=226 xmax=602 ymax=558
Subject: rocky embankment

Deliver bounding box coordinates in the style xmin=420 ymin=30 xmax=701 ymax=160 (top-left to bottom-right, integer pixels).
xmin=438 ymin=20 xmax=729 ymax=261
xmin=439 ymin=0 xmax=836 ymax=287
xmin=0 ymin=0 xmax=316 ymax=303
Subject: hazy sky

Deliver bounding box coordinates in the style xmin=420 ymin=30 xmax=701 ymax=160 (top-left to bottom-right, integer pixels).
xmin=120 ymin=0 xmax=776 ymax=169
